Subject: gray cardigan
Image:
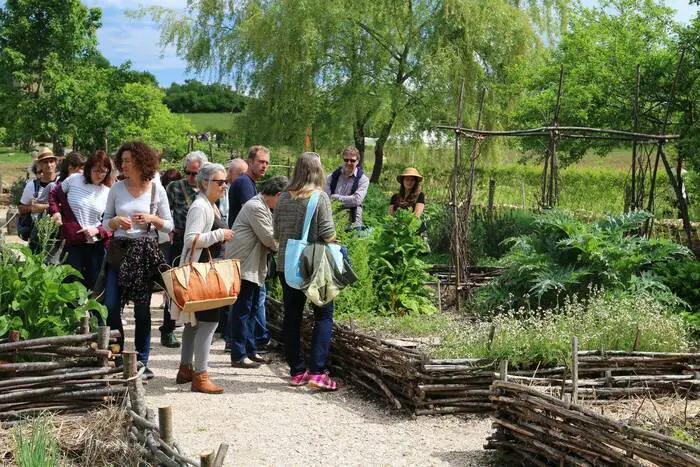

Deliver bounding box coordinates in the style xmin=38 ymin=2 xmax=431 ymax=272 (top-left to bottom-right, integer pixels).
xmin=226 ymin=194 xmax=277 ymax=285
xmin=273 ymin=190 xmax=335 ymax=269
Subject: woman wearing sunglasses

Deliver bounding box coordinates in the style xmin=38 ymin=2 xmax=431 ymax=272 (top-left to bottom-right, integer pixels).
xmin=173 ymin=162 xmax=234 ymax=394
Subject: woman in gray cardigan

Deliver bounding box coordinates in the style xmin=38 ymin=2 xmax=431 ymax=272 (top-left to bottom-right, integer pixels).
xmin=273 ymin=152 xmax=338 ymax=391
xmin=174 ymin=162 xmax=233 ymax=394
xmin=226 ymin=176 xmax=287 ymax=368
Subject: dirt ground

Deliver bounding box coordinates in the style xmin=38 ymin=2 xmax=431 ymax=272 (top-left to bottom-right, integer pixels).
xmin=126 ymin=297 xmax=496 ymax=467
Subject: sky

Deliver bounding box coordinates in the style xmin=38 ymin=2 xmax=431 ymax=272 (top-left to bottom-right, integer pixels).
xmin=8 ymin=1 xmax=700 ymax=87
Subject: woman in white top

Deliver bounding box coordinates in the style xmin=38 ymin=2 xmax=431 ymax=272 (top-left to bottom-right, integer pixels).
xmin=103 ymin=142 xmax=173 ymax=378
xmin=49 ymin=151 xmax=111 ymax=293
xmin=174 ymin=162 xmax=233 ymax=394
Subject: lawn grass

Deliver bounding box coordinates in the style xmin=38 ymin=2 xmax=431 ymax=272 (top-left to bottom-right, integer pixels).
xmin=177 ymin=112 xmax=242 ymax=133
xmin=0 ymin=147 xmax=31 ymax=188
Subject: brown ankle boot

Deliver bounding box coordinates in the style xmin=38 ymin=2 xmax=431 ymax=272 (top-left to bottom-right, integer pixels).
xmin=175 ymin=364 xmax=193 ymax=384
xmin=191 ymin=371 xmax=223 ymax=394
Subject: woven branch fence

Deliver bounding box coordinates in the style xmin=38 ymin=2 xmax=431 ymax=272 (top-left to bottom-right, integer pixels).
xmin=487 ymin=381 xmax=700 ymax=466
xmin=266 ymin=299 xmax=700 ymax=415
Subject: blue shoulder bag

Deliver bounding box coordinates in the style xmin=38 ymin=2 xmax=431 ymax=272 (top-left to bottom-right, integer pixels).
xmin=284 ymin=191 xmax=320 ymax=289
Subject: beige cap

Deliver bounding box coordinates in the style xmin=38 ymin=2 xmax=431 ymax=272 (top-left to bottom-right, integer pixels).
xmin=36 ymin=147 xmax=56 ymax=162
xmin=396 ymin=167 xmax=423 ymax=183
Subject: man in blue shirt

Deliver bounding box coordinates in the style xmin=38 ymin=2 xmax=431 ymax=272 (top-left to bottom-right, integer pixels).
xmin=226 ymin=146 xmax=271 ymax=351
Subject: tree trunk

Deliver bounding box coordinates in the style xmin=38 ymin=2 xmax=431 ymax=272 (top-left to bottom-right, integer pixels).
xmin=353 ymin=118 xmax=366 ymax=165
xmin=370 ymin=112 xmax=397 ymax=183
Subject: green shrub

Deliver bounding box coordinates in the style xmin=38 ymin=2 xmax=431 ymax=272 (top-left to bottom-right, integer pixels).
xmin=468 ymin=207 xmax=537 ymax=263
xmin=10 ymin=176 xmax=26 ymax=205
xmin=472 ymin=210 xmax=691 ymax=312
xmin=369 ymin=209 xmax=436 ymax=316
xmin=435 ymin=290 xmax=691 ymax=365
xmin=0 ymin=245 xmax=106 ymax=339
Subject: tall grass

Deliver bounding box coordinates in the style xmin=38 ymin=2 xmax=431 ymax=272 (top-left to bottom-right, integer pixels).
xmin=13 ymin=415 xmax=61 ymax=466
xmin=433 ymin=290 xmax=691 ymax=365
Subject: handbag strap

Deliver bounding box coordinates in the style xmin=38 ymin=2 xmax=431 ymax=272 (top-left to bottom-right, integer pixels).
xmin=300 ymin=191 xmax=320 ymax=242
xmin=187 ymin=233 xmax=200 ymax=264
xmin=146 ymin=182 xmax=157 ymax=234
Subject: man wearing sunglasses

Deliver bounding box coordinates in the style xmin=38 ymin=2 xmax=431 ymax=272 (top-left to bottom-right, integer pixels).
xmin=324 ymin=146 xmax=370 ymax=229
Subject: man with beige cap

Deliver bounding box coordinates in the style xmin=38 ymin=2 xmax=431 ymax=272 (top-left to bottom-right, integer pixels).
xmin=18 ymin=147 xmax=58 ymax=251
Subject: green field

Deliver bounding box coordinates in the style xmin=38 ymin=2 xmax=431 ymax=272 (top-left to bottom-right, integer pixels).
xmin=178 ymin=112 xmax=242 ymax=133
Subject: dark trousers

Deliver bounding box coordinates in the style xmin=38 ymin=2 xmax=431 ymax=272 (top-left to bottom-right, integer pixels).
xmin=65 ymin=242 xmax=104 ymax=290
xmin=104 ymin=266 xmax=152 ymax=364
xmin=230 ymin=280 xmax=260 ymax=361
xmin=158 ymin=241 xmax=176 ymax=334
xmin=255 ymin=283 xmax=270 ymax=346
xmin=280 ymin=273 xmax=334 ymax=376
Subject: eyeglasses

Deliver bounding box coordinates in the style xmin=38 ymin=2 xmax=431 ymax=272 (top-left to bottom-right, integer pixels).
xmin=344 ymin=158 xmax=358 ymax=163
xmin=210 ymin=179 xmax=227 ymax=186
xmin=185 ymin=170 xmax=199 ymax=176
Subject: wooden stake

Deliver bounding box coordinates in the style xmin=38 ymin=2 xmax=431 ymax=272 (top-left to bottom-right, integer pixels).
xmin=97 ymin=326 xmax=110 ymax=367
xmin=633 ymin=327 xmax=642 ymax=351
xmin=158 ymin=406 xmax=173 ymax=444
xmin=123 ymin=351 xmax=137 ymax=378
xmin=213 ymin=443 xmax=230 ymax=467
xmin=452 ymin=79 xmax=465 ymax=313
xmin=200 ymin=450 xmax=214 ymax=467
xmin=571 ymin=336 xmax=579 ymax=403
xmin=499 ymin=360 xmax=509 ymax=382
xmin=80 ymin=315 xmax=91 ymax=334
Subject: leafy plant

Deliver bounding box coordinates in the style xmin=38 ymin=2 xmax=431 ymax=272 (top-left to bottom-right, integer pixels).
xmin=473 ymin=210 xmax=692 ymax=312
xmin=0 ymin=246 xmax=106 ymax=339
xmin=9 ymin=177 xmax=26 ymax=206
xmin=369 ymin=209 xmax=436 ymax=316
xmin=13 ymin=415 xmax=61 ymax=467
xmin=467 ymin=207 xmax=537 ymax=263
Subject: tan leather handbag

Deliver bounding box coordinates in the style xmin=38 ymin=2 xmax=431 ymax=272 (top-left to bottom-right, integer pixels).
xmin=161 ymin=234 xmax=241 ymax=313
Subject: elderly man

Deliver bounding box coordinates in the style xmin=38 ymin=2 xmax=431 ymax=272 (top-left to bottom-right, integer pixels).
xmin=18 ymin=147 xmax=58 ymax=252
xmin=219 ymin=158 xmax=248 ymax=227
xmin=324 ymin=146 xmax=370 ymax=229
xmin=226 ymin=146 xmax=271 ymax=352
xmin=163 ymin=150 xmax=208 ymax=348
xmin=226 ymin=176 xmax=286 ymax=368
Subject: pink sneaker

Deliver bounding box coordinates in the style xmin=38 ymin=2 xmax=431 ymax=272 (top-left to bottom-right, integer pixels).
xmin=290 ymin=371 xmax=310 ymax=386
xmin=307 ymin=373 xmax=338 ymax=391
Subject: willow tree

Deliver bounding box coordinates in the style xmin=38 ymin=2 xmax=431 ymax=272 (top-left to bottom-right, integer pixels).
xmin=141 ymin=0 xmax=567 ymax=182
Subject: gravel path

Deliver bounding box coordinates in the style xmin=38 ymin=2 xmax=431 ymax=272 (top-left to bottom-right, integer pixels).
xmin=130 ymin=301 xmax=495 ymax=466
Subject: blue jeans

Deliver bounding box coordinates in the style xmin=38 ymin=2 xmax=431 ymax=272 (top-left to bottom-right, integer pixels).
xmin=280 ymin=273 xmax=334 ymax=376
xmin=255 ymin=283 xmax=270 ymax=346
xmin=230 ymin=280 xmax=260 ymax=361
xmin=104 ymin=266 xmax=152 ymax=364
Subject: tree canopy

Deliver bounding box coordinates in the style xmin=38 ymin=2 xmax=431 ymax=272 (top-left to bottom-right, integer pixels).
xmin=141 ymin=0 xmax=569 ymax=181
xmin=163 ymin=79 xmax=248 ymax=113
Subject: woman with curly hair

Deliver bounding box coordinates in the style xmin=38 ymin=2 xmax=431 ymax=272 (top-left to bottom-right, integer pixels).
xmin=103 ymin=141 xmax=173 ymax=379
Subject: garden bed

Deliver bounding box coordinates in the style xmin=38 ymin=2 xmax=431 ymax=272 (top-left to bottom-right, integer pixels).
xmin=266 ymin=298 xmax=700 ymax=415
xmin=487 ymin=381 xmax=700 ymax=466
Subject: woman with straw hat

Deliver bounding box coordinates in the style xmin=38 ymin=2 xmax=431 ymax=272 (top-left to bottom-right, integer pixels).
xmin=389 ymin=167 xmax=425 ymax=218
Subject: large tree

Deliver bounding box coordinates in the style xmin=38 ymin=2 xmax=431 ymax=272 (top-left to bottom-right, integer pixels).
xmin=0 ymin=0 xmax=102 ymax=150
xmin=141 ymin=0 xmax=568 ymax=182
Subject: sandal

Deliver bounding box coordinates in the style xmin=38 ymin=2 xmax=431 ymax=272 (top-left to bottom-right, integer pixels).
xmin=307 ymin=373 xmax=338 ymax=391
xmin=290 ymin=370 xmax=310 ymax=386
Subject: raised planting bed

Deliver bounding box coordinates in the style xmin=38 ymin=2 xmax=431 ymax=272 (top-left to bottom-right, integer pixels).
xmin=487 ymin=381 xmax=700 ymax=466
xmin=266 ymin=298 xmax=700 ymax=415
xmin=0 ymin=327 xmax=125 ymax=422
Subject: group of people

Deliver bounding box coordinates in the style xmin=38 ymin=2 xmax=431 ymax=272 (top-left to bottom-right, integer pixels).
xmin=17 ymin=142 xmax=426 ymax=394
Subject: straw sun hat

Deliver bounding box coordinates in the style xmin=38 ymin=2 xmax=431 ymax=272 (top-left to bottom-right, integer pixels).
xmin=396 ymin=167 xmax=423 ymax=184
xmin=36 ymin=147 xmax=56 ymax=162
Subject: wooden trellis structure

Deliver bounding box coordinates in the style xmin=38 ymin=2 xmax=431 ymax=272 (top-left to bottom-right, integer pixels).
xmin=436 ymin=61 xmax=692 ymax=308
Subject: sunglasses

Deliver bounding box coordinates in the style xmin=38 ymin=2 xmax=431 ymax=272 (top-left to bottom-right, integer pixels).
xmin=344 ymin=158 xmax=358 ymax=163
xmin=210 ymin=179 xmax=227 ymax=186
xmin=185 ymin=170 xmax=199 ymax=176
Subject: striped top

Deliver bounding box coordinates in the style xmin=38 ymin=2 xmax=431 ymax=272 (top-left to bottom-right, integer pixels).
xmin=62 ymin=173 xmax=110 ymax=235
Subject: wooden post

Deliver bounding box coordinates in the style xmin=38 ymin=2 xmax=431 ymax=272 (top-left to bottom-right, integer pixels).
xmin=487 ymin=325 xmax=496 ymax=352
xmin=571 ymin=336 xmax=579 ymax=403
xmin=97 ymin=326 xmax=110 ymax=367
xmin=200 ymin=450 xmax=214 ymax=467
xmin=499 ymin=359 xmax=508 ymax=382
xmin=80 ymin=315 xmax=91 ymax=334
xmin=436 ymin=280 xmax=442 ymax=313
xmin=213 ymin=443 xmax=230 ymax=467
xmin=158 ymin=406 xmax=173 ymax=444
xmin=452 ymin=79 xmax=465 ymax=313
xmin=630 ymin=64 xmax=640 ymax=211
xmin=123 ymin=351 xmax=137 ymax=378
xmin=633 ymin=327 xmax=642 ymax=351
xmin=487 ymin=179 xmax=496 ymax=214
